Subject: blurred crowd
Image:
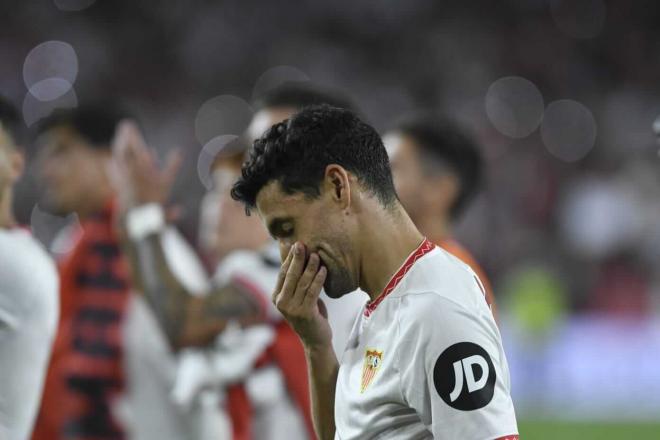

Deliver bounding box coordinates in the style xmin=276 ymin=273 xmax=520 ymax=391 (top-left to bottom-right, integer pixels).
xmin=1 ymin=1 xmax=660 ymax=436
xmin=3 ymin=0 xmax=659 ymax=320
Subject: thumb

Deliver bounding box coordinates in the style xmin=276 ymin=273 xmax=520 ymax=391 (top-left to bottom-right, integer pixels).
xmin=317 ymin=297 xmax=328 ymax=320
xmin=163 ymin=149 xmax=183 ymax=184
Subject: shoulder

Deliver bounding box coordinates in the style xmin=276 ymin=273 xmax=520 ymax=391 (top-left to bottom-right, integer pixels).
xmin=0 ymin=229 xmax=58 ymax=322
xmin=0 ymin=229 xmax=57 ymax=278
xmin=393 ymin=247 xmax=488 ymax=313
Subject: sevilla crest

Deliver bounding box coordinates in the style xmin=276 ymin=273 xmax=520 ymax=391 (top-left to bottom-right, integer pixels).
xmin=361 ymin=349 xmax=383 ymax=393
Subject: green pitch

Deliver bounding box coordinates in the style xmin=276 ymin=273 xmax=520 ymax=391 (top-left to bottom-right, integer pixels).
xmin=519 ymin=420 xmax=660 ymax=439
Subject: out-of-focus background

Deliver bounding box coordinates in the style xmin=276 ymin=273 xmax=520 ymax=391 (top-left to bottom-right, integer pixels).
xmin=3 ymin=0 xmax=660 ymax=438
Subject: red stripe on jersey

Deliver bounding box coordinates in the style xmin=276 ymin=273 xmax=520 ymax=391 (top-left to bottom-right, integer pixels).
xmin=494 ymin=435 xmax=519 ymax=440
xmin=364 ymin=238 xmax=435 ymax=317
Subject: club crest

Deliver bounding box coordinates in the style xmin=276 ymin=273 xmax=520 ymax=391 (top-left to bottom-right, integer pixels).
xmin=361 ymin=349 xmax=383 ymax=393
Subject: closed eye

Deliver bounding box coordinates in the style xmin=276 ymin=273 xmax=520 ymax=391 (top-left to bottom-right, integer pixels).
xmin=268 ymin=217 xmax=295 ymax=239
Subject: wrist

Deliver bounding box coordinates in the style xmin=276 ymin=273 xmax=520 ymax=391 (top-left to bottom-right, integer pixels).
xmin=304 ymin=340 xmax=334 ymax=358
xmin=126 ymin=203 xmax=165 ymax=240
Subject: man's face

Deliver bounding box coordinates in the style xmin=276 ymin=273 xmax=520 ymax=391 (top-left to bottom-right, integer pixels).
xmin=385 ymin=132 xmax=458 ymax=226
xmin=36 ymin=126 xmax=107 ymax=215
xmin=199 ymin=162 xmax=270 ymax=262
xmin=384 ymin=132 xmax=427 ymax=222
xmin=255 ymin=180 xmax=358 ymax=298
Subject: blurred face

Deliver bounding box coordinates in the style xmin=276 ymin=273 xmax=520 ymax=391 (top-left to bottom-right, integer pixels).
xmin=0 ymin=127 xmax=21 ymax=195
xmin=384 ymin=132 xmax=427 ymax=221
xmin=384 ymin=131 xmax=458 ymax=224
xmin=255 ymin=178 xmax=358 ymax=298
xmin=37 ymin=126 xmax=109 ymax=215
xmin=199 ymin=161 xmax=270 ymax=262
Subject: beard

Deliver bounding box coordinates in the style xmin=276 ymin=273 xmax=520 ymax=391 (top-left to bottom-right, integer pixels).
xmin=323 ymin=263 xmax=356 ymax=299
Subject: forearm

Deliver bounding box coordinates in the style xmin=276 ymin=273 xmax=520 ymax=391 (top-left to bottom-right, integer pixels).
xmin=124 ymin=204 xmax=263 ymax=349
xmin=128 ymin=230 xmax=192 ymax=347
xmin=305 ymin=344 xmax=339 ymax=440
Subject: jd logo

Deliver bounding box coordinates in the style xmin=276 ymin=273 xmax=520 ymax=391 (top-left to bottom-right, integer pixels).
xmin=433 ymin=342 xmax=496 ymax=410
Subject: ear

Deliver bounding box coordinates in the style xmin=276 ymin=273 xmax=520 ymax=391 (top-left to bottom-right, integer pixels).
xmin=324 ymin=164 xmax=351 ymax=210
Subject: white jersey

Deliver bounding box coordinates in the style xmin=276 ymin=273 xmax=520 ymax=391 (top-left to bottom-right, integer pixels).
xmin=0 ymin=229 xmax=59 ymax=440
xmin=335 ymin=239 xmax=518 ymax=440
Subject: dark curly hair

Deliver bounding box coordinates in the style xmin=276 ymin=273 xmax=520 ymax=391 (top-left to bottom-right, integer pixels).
xmin=231 ymin=105 xmax=397 ymax=212
xmin=395 ymin=114 xmax=483 ymax=220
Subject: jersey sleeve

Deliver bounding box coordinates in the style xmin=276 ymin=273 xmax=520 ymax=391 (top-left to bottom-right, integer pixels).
xmin=396 ymin=292 xmax=518 ymax=440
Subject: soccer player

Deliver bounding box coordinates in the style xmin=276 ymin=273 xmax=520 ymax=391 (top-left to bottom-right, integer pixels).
xmin=31 ymin=104 xmax=134 ymax=440
xmin=384 ymin=115 xmax=496 ymax=313
xmin=231 ymin=105 xmax=519 ymax=439
xmin=0 ymin=97 xmax=59 ymax=440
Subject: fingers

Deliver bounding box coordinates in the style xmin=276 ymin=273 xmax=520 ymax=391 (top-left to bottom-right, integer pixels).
xmin=113 ymin=121 xmax=147 ymax=175
xmin=291 ymin=252 xmax=320 ymax=305
xmin=279 ymin=242 xmax=306 ymax=301
xmin=301 ymin=265 xmax=326 ymax=310
xmin=164 ymin=149 xmax=183 ymax=180
xmin=272 ymin=246 xmax=295 ymax=304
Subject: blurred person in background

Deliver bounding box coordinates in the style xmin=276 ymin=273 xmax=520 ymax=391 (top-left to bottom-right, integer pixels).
xmin=31 ymin=104 xmax=133 ymax=440
xmin=0 ymin=96 xmax=59 ymax=440
xmin=248 ymin=81 xmax=369 ymax=356
xmin=384 ymin=115 xmax=496 ymax=315
xmin=113 ymin=122 xmax=315 ymax=440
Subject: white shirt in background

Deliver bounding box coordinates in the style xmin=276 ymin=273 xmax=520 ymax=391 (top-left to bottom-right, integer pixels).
xmin=0 ymin=229 xmax=59 ymax=440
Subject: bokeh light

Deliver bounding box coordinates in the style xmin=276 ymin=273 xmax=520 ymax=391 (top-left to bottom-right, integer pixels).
xmin=196 ymin=135 xmax=241 ymax=190
xmin=194 ymin=95 xmax=253 ymax=145
xmin=28 ymin=78 xmax=74 ymax=102
xmin=23 ymin=41 xmax=78 ymax=100
xmin=541 ymin=99 xmax=597 ymax=162
xmin=29 ymin=204 xmax=81 ymax=256
xmin=251 ymin=65 xmax=310 ymax=100
xmin=22 ymin=87 xmax=78 ymax=127
xmin=485 ymin=76 xmax=544 ymax=139
xmin=550 ymin=0 xmax=606 ymax=39
xmin=559 ymin=177 xmax=643 ymax=259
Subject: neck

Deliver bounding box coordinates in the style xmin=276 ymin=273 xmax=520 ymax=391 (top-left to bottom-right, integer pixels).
xmin=357 ymin=203 xmax=425 ymax=301
xmin=413 ymin=212 xmax=451 ymax=243
xmin=0 ymin=188 xmax=15 ymax=229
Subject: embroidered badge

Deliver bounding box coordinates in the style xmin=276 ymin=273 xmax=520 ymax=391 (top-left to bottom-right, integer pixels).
xmin=361 ymin=349 xmax=383 ymax=393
